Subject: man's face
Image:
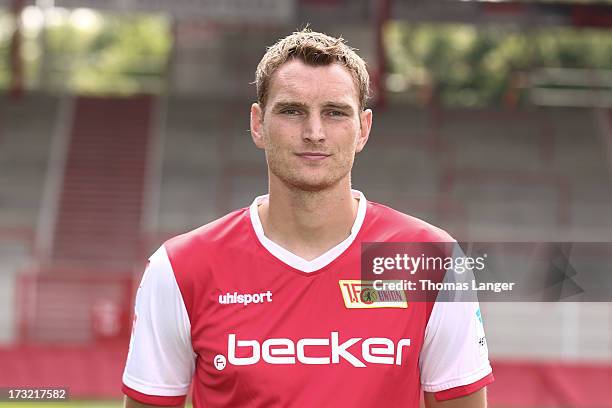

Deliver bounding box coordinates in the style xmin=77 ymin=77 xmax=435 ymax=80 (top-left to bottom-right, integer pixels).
xmin=251 ymin=59 xmax=372 ymax=192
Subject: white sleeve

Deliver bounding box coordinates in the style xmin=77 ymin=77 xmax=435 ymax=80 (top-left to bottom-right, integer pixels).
xmin=419 ymin=299 xmax=492 ymax=393
xmin=419 ymin=243 xmax=492 ymax=393
xmin=122 ymin=245 xmax=196 ymax=397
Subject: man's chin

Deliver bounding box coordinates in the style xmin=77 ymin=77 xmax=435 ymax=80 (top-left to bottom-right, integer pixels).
xmin=269 ymin=167 xmax=349 ymax=193
xmin=285 ymin=177 xmax=340 ymax=193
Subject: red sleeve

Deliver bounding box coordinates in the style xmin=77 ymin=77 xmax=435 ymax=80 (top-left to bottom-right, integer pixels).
xmin=434 ymin=373 xmax=494 ymax=401
xmin=122 ymin=383 xmax=187 ymax=407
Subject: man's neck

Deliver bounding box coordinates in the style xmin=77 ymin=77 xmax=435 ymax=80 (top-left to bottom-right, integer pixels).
xmin=258 ymin=180 xmax=359 ymax=261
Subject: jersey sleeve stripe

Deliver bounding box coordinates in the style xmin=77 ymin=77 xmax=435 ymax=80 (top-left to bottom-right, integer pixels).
xmin=421 ymin=364 xmax=493 ymax=391
xmin=122 ymin=371 xmax=191 ymax=395
xmin=122 ymin=383 xmax=187 ymax=407
xmin=433 ymin=372 xmax=494 ymax=401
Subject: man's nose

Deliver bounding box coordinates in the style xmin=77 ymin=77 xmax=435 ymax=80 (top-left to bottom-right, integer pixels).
xmin=303 ymin=114 xmax=325 ymax=142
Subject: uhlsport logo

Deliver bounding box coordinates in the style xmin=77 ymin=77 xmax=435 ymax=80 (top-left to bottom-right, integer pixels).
xmin=213 ymin=332 xmax=411 ymax=370
xmin=218 ymin=290 xmax=272 ymax=306
xmin=339 ymin=280 xmax=407 ymax=309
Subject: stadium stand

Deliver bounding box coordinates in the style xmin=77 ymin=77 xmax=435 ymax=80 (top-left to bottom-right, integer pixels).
xmin=1 ymin=95 xmax=152 ymax=344
xmin=49 ymin=96 xmax=153 ymax=266
xmin=0 ymin=93 xmax=58 ymax=344
xmin=0 ymin=94 xmax=56 ymax=230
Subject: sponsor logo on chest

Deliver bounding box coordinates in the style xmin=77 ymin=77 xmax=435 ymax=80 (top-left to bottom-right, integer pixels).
xmin=213 ymin=332 xmax=411 ymax=370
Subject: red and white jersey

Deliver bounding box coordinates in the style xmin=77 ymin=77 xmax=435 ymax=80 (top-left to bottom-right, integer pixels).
xmin=122 ymin=190 xmax=493 ymax=407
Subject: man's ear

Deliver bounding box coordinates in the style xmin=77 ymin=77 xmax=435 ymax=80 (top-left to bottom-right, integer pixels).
xmin=250 ymin=103 xmax=266 ymax=150
xmin=356 ymin=108 xmax=372 ymax=153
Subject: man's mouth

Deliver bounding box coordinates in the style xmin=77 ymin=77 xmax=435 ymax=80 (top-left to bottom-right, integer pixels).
xmin=295 ymin=152 xmax=331 ymax=161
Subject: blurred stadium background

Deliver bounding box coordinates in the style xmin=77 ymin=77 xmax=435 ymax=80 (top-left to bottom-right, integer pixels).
xmin=0 ymin=0 xmax=611 ymax=406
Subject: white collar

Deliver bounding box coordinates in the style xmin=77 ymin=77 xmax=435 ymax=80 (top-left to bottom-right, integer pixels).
xmin=249 ymin=190 xmax=367 ymax=273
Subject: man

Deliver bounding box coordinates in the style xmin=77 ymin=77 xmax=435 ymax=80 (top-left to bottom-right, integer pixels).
xmin=122 ymin=29 xmax=493 ymax=407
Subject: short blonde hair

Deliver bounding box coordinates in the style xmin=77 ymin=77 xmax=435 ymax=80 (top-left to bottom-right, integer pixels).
xmin=255 ymin=28 xmax=370 ymax=110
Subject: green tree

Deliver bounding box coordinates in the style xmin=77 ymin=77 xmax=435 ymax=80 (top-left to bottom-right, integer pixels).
xmin=386 ymin=22 xmax=612 ymax=107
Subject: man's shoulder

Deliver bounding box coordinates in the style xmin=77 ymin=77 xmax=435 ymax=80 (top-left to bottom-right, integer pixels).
xmin=365 ymin=200 xmax=454 ymax=242
xmin=163 ymin=207 xmax=250 ymax=258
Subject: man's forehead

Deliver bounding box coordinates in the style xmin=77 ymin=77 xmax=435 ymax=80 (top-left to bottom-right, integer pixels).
xmin=267 ymin=60 xmax=360 ymax=106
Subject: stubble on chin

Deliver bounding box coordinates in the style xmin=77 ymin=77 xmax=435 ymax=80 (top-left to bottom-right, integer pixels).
xmin=266 ymin=151 xmax=353 ymax=193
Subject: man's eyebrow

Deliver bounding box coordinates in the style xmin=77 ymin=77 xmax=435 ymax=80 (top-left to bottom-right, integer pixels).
xmin=272 ymin=101 xmax=309 ymax=110
xmin=323 ymin=102 xmax=354 ymax=112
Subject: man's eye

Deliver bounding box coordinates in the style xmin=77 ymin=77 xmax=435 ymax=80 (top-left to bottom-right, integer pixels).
xmin=328 ymin=110 xmax=347 ymax=117
xmin=281 ymin=109 xmax=301 ymax=115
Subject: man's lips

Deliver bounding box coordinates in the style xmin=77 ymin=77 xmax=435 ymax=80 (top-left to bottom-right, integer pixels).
xmin=295 ymin=152 xmax=331 ymax=160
